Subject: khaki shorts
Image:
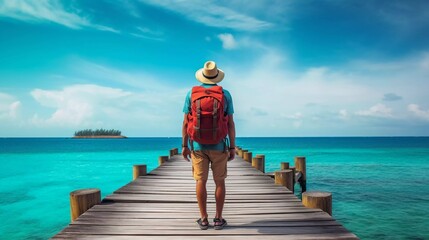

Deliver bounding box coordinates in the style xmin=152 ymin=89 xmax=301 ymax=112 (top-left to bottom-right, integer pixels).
xmin=191 ymin=150 xmax=229 ymax=181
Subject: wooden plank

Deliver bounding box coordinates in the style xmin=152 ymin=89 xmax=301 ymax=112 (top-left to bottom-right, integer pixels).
xmin=53 ymin=154 xmax=357 ymax=239
xmin=58 ymin=225 xmax=353 ymax=235
xmin=53 ymin=233 xmax=358 ymax=240
xmin=77 ymin=211 xmax=333 ymax=221
xmin=72 ymin=219 xmax=341 ymax=227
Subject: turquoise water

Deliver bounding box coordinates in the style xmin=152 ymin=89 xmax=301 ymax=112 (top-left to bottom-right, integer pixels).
xmin=0 ymin=137 xmax=428 ymax=239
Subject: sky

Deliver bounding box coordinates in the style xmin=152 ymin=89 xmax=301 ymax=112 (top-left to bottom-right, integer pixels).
xmin=0 ymin=0 xmax=429 ymax=137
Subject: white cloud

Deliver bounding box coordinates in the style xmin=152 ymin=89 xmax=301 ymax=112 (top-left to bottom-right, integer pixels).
xmin=339 ymin=109 xmax=348 ymax=120
xmin=420 ymin=52 xmax=429 ymax=70
xmin=356 ymin=104 xmax=393 ymax=118
xmin=218 ymin=33 xmax=237 ymax=49
xmin=71 ymin=59 xmax=180 ymax=91
xmin=142 ymin=0 xmax=272 ymax=31
xmin=284 ymin=112 xmax=303 ymax=120
xmin=0 ymin=93 xmax=21 ymax=120
xmin=283 ymin=112 xmax=303 ymax=128
xmin=219 ymin=47 xmax=429 ymax=135
xmin=28 ymin=60 xmax=188 ymax=135
xmin=0 ymin=0 xmax=118 ymax=32
xmin=408 ymin=104 xmax=429 ymax=121
xmin=30 ymin=85 xmax=132 ymax=126
xmin=131 ymin=26 xmax=165 ymax=41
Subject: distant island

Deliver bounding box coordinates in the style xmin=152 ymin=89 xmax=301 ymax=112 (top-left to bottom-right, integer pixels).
xmin=73 ymin=129 xmax=126 ymax=138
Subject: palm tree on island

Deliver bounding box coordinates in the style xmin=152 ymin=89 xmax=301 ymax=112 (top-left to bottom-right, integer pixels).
xmin=73 ymin=129 xmax=126 ymax=138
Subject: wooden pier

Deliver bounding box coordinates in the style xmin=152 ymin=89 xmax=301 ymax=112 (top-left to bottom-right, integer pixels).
xmin=53 ymin=150 xmax=358 ymax=239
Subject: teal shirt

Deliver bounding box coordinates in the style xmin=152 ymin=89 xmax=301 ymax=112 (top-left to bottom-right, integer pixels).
xmin=183 ymin=83 xmax=234 ymax=151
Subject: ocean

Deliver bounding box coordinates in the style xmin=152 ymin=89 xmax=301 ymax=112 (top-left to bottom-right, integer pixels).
xmin=0 ymin=137 xmax=428 ymax=239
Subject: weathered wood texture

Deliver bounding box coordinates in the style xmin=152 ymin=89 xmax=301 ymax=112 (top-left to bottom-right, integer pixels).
xmin=252 ymin=156 xmax=265 ymax=173
xmin=54 ymin=154 xmax=357 ymax=239
xmin=69 ymin=189 xmax=101 ymax=222
xmin=132 ymin=164 xmax=147 ymax=180
xmin=303 ymin=191 xmax=333 ymax=216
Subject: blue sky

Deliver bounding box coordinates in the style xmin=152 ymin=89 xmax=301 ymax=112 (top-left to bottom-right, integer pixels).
xmin=0 ymin=0 xmax=429 ymax=137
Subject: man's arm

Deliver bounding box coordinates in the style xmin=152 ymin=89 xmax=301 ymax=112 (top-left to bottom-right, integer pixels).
xmin=182 ymin=114 xmax=191 ymax=161
xmin=228 ymin=114 xmax=236 ymax=161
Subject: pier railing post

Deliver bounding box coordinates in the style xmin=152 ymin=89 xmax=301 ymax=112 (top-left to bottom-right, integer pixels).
xmin=170 ymin=148 xmax=178 ymax=157
xmin=70 ymin=188 xmax=101 ymax=221
xmin=274 ymin=170 xmax=294 ymax=193
xmin=243 ymin=152 xmax=252 ymax=163
xmin=280 ymin=162 xmax=289 ymax=170
xmin=252 ymin=156 xmax=265 ymax=173
xmin=159 ymin=156 xmax=168 ymax=166
xmin=235 ymin=146 xmax=241 ymax=155
xmin=295 ymin=156 xmax=307 ymax=192
xmin=133 ymin=164 xmax=147 ymax=180
xmin=240 ymin=150 xmax=248 ymax=158
xmin=302 ymin=191 xmax=332 ymax=216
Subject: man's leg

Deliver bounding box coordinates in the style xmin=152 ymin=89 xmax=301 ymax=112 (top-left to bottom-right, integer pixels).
xmin=214 ymin=179 xmax=226 ymax=219
xmin=209 ymin=150 xmax=229 ymax=222
xmin=191 ymin=151 xmax=210 ymax=227
xmin=196 ymin=179 xmax=208 ymax=220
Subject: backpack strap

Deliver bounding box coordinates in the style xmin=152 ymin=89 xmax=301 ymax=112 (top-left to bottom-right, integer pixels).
xmin=196 ymin=99 xmax=201 ymax=139
xmin=213 ymin=99 xmax=219 ymax=140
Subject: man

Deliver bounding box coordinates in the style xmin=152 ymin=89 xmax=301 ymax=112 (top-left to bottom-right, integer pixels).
xmin=182 ymin=61 xmax=236 ymax=230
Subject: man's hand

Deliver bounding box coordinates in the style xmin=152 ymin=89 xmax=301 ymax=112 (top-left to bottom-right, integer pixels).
xmin=182 ymin=147 xmax=191 ymax=162
xmin=228 ymin=149 xmax=235 ymax=161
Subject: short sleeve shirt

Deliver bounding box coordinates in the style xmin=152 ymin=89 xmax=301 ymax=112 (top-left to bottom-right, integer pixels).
xmin=183 ymin=83 xmax=234 ymax=151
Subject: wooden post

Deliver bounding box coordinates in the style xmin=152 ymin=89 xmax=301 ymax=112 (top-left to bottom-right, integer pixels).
xmin=70 ymin=188 xmax=101 ymax=221
xmin=243 ymin=152 xmax=252 ymax=163
xmin=255 ymin=154 xmax=266 ymax=172
xmin=289 ymin=166 xmax=296 ymax=184
xmin=255 ymin=154 xmax=265 ymax=164
xmin=240 ymin=150 xmax=248 ymax=158
xmin=235 ymin=146 xmax=241 ymax=155
xmin=159 ymin=156 xmax=168 ymax=166
xmin=302 ymin=191 xmax=332 ymax=216
xmin=170 ymin=148 xmax=178 ymax=157
xmin=133 ymin=164 xmax=147 ymax=180
xmin=295 ymin=156 xmax=307 ymax=192
xmin=252 ymin=156 xmax=265 ymax=173
xmin=274 ymin=170 xmax=294 ymax=193
xmin=280 ymin=162 xmax=289 ymax=170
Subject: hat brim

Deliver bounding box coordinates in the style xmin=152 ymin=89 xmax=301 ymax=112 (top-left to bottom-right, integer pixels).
xmin=195 ymin=68 xmax=225 ymax=84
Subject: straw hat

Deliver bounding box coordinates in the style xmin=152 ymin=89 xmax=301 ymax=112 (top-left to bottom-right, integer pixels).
xmin=195 ymin=61 xmax=225 ymax=84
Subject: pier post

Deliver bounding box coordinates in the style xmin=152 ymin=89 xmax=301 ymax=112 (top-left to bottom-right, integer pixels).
xmin=243 ymin=152 xmax=252 ymax=163
xmin=133 ymin=164 xmax=147 ymax=180
xmin=252 ymin=156 xmax=265 ymax=173
xmin=302 ymin=191 xmax=332 ymax=216
xmin=295 ymin=156 xmax=307 ymax=192
xmin=70 ymin=188 xmax=101 ymax=221
xmin=240 ymin=150 xmax=248 ymax=158
xmin=289 ymin=167 xmax=296 ymax=184
xmin=274 ymin=170 xmax=294 ymax=193
xmin=159 ymin=156 xmax=169 ymax=166
xmin=255 ymin=154 xmax=265 ymax=160
xmin=280 ymin=162 xmax=289 ymax=170
xmin=170 ymin=148 xmax=178 ymax=157
xmin=235 ymin=146 xmax=241 ymax=155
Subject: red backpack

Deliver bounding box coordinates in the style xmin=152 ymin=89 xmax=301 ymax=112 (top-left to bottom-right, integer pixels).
xmin=187 ymin=86 xmax=229 ymax=145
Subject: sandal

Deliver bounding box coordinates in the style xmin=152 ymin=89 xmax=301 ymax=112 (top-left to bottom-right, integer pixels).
xmin=196 ymin=218 xmax=209 ymax=230
xmin=213 ymin=218 xmax=227 ymax=230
